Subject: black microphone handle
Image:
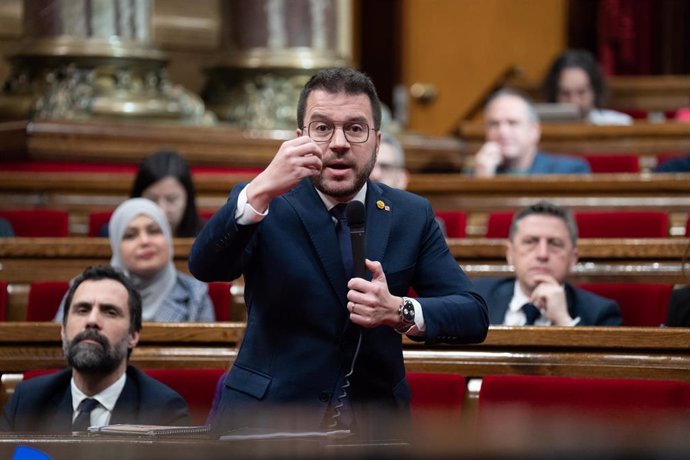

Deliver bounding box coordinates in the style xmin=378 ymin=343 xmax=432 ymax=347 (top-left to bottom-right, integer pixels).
xmin=350 ymin=228 xmax=367 ymax=279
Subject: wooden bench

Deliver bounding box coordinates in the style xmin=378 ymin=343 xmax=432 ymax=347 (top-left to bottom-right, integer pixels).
xmin=2 ymin=323 xmax=689 ymax=421
xmin=2 ymin=171 xmax=690 ymax=236
xmin=1 ymin=237 xmax=686 ymax=320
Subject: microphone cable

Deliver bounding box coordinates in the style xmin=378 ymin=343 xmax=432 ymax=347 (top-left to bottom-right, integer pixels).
xmin=329 ymin=328 xmax=362 ymax=429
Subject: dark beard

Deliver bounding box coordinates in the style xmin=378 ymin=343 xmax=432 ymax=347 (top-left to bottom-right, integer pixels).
xmin=63 ymin=329 xmax=128 ymax=375
xmin=311 ymin=148 xmax=377 ymax=198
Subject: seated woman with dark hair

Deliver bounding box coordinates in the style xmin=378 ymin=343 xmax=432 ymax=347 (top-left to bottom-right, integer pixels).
xmin=543 ymin=49 xmax=632 ymax=125
xmin=100 ymin=151 xmax=205 ymax=237
xmin=58 ymin=198 xmax=214 ymax=322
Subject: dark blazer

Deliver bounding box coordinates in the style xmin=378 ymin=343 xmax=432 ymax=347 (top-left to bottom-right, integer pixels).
xmin=189 ymin=179 xmax=488 ymax=432
xmin=1 ymin=366 xmax=190 ymax=433
xmin=666 ymin=285 xmax=690 ymax=327
xmin=473 ymin=277 xmax=622 ymax=326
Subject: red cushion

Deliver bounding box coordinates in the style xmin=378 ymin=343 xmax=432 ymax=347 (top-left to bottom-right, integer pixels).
xmin=23 ymin=369 xmax=60 ymax=380
xmin=27 ymin=281 xmax=69 ymax=321
xmin=408 ymin=372 xmax=466 ymax=412
xmin=579 ymin=154 xmax=640 ymax=173
xmin=575 ymin=211 xmax=668 ymax=238
xmin=577 ymin=282 xmax=672 ymax=327
xmin=144 ymin=368 xmax=226 ymax=425
xmin=434 ymin=211 xmax=467 ymax=238
xmin=88 ymin=211 xmax=114 ymax=237
xmin=479 ymin=375 xmax=690 ymax=413
xmin=0 ymin=280 xmax=7 ymax=321
xmin=0 ymin=210 xmax=70 ymax=237
xmin=485 ymin=211 xmax=515 ymax=239
xmin=207 ymin=282 xmax=232 ymax=321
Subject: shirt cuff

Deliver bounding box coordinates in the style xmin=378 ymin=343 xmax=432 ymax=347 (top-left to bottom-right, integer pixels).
xmin=235 ymin=185 xmax=269 ymax=225
xmin=568 ymin=316 xmax=581 ymax=326
xmin=404 ymin=297 xmax=426 ymax=336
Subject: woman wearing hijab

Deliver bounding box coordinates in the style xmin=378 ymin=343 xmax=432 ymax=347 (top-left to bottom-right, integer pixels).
xmin=56 ymin=198 xmax=214 ymax=322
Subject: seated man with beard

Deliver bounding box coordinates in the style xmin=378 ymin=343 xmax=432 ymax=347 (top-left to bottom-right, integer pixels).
xmin=1 ymin=265 xmax=190 ymax=433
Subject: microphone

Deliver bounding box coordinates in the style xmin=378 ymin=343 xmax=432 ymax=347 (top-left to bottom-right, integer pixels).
xmin=345 ymin=201 xmax=367 ymax=278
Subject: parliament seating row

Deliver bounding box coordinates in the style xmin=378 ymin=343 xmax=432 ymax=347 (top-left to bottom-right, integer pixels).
xmin=11 ymin=369 xmax=690 ymax=432
xmin=0 ymin=208 xmax=678 ymax=239
xmin=0 ymin=279 xmax=674 ymax=327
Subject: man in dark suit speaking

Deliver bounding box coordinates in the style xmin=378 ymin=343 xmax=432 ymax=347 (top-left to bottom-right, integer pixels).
xmin=189 ymin=67 xmax=488 ymax=438
xmin=474 ymin=201 xmax=622 ymax=326
xmin=1 ymin=265 xmax=189 ymax=433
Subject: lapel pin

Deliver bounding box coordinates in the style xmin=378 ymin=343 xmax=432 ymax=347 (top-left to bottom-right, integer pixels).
xmin=376 ymin=200 xmax=390 ymax=212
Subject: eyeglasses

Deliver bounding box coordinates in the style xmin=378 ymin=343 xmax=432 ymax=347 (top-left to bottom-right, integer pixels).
xmin=305 ymin=121 xmax=376 ymax=144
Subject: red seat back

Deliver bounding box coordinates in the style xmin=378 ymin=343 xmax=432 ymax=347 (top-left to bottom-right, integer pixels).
xmin=0 ymin=280 xmax=7 ymax=321
xmin=434 ymin=211 xmax=467 ymax=238
xmin=27 ymin=281 xmax=70 ymax=321
xmin=0 ymin=209 xmax=69 ymax=237
xmin=408 ymin=372 xmax=466 ymax=414
xmin=484 ymin=211 xmax=515 ymax=239
xmin=575 ymin=211 xmax=669 ymax=238
xmin=88 ymin=211 xmax=114 ymax=237
xmin=207 ymin=282 xmax=232 ymax=321
xmin=577 ymin=282 xmax=672 ymax=327
xmin=580 ymin=154 xmax=640 ymax=173
xmin=144 ymin=368 xmax=226 ymax=425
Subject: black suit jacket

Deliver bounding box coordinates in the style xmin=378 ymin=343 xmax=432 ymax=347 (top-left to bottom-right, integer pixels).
xmin=473 ymin=277 xmax=623 ymax=326
xmin=666 ymin=285 xmax=690 ymax=327
xmin=1 ymin=366 xmax=190 ymax=433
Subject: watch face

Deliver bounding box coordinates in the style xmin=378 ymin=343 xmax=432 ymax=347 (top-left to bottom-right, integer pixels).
xmin=402 ymin=300 xmax=415 ymax=321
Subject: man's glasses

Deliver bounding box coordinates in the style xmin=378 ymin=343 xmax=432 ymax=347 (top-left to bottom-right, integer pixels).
xmin=305 ymin=121 xmax=376 ymax=144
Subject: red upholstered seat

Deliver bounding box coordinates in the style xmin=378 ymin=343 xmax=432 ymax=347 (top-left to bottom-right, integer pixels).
xmin=478 ymin=375 xmax=690 ymax=415
xmin=23 ymin=369 xmax=60 ymax=380
xmin=575 ymin=211 xmax=669 ymax=238
xmin=88 ymin=211 xmax=114 ymax=237
xmin=207 ymin=282 xmax=232 ymax=321
xmin=408 ymin=372 xmax=466 ymax=415
xmin=144 ymin=368 xmax=226 ymax=425
xmin=484 ymin=211 xmax=515 ymax=239
xmin=27 ymin=281 xmax=69 ymax=321
xmin=435 ymin=211 xmax=467 ymax=238
xmin=0 ymin=209 xmax=70 ymax=237
xmin=0 ymin=280 xmax=7 ymax=321
xmin=577 ymin=282 xmax=672 ymax=327
xmin=579 ymin=154 xmax=640 ymax=173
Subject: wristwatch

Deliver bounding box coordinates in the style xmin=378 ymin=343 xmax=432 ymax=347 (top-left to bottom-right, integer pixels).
xmin=395 ymin=297 xmax=416 ymax=334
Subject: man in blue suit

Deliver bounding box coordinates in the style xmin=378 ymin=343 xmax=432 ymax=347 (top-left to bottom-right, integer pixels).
xmin=189 ymin=68 xmax=488 ymax=437
xmin=471 ymin=89 xmax=591 ymax=177
xmin=473 ymin=201 xmax=622 ymax=326
xmin=1 ymin=265 xmax=189 ymax=433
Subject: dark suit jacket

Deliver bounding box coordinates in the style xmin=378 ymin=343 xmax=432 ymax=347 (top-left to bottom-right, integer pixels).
xmin=189 ymin=179 xmax=488 ymax=431
xmin=666 ymin=285 xmax=690 ymax=327
xmin=1 ymin=366 xmax=190 ymax=433
xmin=473 ymin=277 xmax=622 ymax=326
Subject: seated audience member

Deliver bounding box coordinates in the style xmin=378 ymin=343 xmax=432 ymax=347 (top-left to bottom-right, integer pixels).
xmin=100 ymin=151 xmax=204 ymax=237
xmin=370 ymin=132 xmax=410 ymax=189
xmin=471 ymin=89 xmax=591 ymax=177
xmin=473 ymin=201 xmax=622 ymax=326
xmin=543 ymin=49 xmax=632 ymax=125
xmin=653 ymin=154 xmax=690 ymax=173
xmin=0 ymin=217 xmax=14 ymax=237
xmin=1 ymin=265 xmax=190 ymax=432
xmin=57 ymin=198 xmax=214 ymax=322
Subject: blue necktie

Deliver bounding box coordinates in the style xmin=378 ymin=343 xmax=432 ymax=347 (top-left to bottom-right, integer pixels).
xmin=522 ymin=303 xmax=541 ymax=325
xmin=331 ymin=204 xmax=352 ymax=278
xmin=72 ymin=398 xmax=99 ymax=431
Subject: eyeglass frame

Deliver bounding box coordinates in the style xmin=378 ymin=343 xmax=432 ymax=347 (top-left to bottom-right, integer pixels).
xmin=303 ymin=120 xmax=378 ymax=144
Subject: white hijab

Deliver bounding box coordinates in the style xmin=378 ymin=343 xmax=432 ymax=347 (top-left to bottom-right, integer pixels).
xmin=109 ymin=198 xmax=177 ymax=321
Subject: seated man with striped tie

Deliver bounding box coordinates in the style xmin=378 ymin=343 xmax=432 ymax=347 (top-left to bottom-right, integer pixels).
xmin=1 ymin=265 xmax=190 ymax=433
xmin=474 ymin=201 xmax=622 ymax=326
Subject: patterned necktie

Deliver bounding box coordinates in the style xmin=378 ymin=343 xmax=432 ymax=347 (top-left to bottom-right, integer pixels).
xmin=522 ymin=303 xmax=541 ymax=325
xmin=72 ymin=398 xmax=99 ymax=431
xmin=331 ymin=203 xmax=353 ymax=278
